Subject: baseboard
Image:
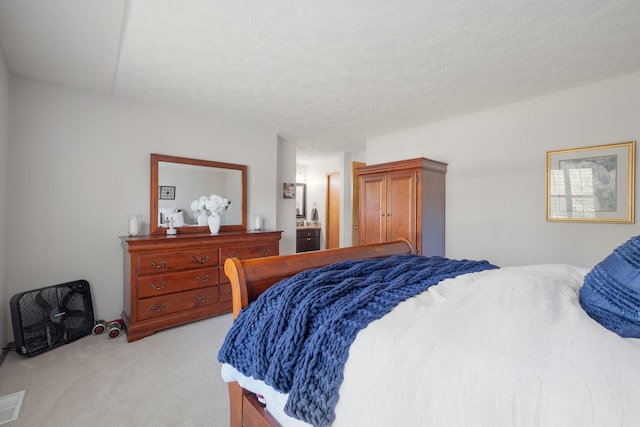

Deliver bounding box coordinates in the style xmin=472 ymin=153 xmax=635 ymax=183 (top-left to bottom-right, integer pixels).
xmin=0 ymin=342 xmax=15 ymax=367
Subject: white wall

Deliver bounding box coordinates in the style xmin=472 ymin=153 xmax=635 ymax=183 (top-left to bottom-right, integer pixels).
xmin=367 ymin=72 xmax=640 ymax=268
xmin=6 ymin=77 xmax=281 ymax=337
xmin=0 ymin=44 xmax=10 ymax=347
xmin=277 ymin=136 xmax=297 ymax=254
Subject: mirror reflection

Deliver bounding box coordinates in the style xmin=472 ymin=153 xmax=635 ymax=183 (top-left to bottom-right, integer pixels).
xmin=150 ymin=153 xmax=247 ymax=234
xmin=158 ymin=162 xmax=243 ymax=226
xmin=296 ymin=183 xmax=306 ymax=218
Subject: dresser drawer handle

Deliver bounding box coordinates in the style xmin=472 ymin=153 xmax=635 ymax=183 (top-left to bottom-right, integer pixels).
xmin=227 ymin=252 xmax=241 ymax=259
xmin=150 ymin=260 xmax=167 ymax=269
xmin=150 ymin=303 xmax=167 ymax=312
xmin=196 ymin=275 xmax=210 ymax=283
xmin=195 ymin=255 xmax=211 ymax=264
xmin=260 ymin=248 xmax=272 ymax=256
xmin=150 ymin=281 xmax=167 ymax=291
xmin=195 ymin=294 xmax=210 ymax=304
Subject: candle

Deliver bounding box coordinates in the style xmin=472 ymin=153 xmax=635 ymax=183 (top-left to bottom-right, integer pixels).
xmin=128 ymin=214 xmax=141 ymax=236
xmin=254 ymin=215 xmax=262 ymax=230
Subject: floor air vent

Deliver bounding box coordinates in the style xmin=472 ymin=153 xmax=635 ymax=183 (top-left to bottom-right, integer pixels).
xmin=0 ymin=391 xmax=25 ymax=425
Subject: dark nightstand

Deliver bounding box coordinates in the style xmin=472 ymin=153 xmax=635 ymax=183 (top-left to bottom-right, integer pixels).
xmin=296 ymin=227 xmax=321 ymax=252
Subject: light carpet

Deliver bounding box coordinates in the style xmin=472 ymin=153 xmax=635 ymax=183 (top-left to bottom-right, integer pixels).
xmin=0 ymin=313 xmax=234 ymax=427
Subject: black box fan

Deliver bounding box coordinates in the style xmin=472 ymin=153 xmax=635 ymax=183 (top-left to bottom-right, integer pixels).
xmin=10 ymin=280 xmax=95 ymax=357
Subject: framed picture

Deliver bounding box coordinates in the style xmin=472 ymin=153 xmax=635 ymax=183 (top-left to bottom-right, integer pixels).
xmin=546 ymin=141 xmax=635 ymax=223
xmin=159 ymin=185 xmax=176 ymax=200
xmin=283 ymin=183 xmax=296 ymax=199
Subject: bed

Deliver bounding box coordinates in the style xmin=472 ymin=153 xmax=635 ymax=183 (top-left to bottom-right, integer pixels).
xmin=218 ymin=238 xmax=640 ymax=427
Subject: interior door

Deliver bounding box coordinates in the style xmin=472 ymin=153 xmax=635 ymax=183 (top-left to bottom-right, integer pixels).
xmin=351 ymin=161 xmax=366 ymax=246
xmin=326 ymin=172 xmax=341 ymax=249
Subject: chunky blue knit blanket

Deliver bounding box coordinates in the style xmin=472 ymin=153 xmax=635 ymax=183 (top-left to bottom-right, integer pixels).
xmin=580 ymin=236 xmax=640 ymax=338
xmin=218 ymin=254 xmax=497 ymax=427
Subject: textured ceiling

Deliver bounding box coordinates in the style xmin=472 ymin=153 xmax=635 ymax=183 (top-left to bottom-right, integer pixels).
xmin=2 ymin=0 xmax=640 ymax=162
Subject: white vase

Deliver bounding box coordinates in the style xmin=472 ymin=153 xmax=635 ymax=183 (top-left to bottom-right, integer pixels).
xmin=197 ymin=211 xmax=208 ymax=226
xmin=208 ymin=212 xmax=221 ymax=234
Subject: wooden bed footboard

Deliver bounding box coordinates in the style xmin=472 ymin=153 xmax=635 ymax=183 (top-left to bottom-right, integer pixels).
xmin=222 ymin=239 xmax=416 ymax=427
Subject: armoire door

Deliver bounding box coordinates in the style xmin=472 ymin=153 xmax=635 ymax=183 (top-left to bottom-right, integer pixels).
xmin=386 ymin=171 xmax=417 ymax=244
xmin=359 ymin=174 xmax=386 ymax=245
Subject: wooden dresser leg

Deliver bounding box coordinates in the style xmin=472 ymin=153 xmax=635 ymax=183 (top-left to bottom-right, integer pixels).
xmin=228 ymin=381 xmax=243 ymax=427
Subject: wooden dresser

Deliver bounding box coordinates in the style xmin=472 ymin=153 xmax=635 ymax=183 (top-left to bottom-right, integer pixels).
xmin=121 ymin=230 xmax=282 ymax=342
xmin=357 ymin=157 xmax=447 ymax=256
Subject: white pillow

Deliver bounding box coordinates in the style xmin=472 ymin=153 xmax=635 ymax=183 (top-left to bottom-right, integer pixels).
xmin=164 ymin=211 xmax=185 ymax=226
xmin=159 ymin=206 xmax=177 ymax=215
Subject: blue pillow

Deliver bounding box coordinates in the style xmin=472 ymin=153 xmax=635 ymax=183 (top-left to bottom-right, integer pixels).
xmin=579 ymin=236 xmax=640 ymax=338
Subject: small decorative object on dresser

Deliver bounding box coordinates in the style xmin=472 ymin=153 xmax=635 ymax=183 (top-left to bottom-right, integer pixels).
xmin=197 ymin=211 xmax=208 ymax=226
xmin=192 ymin=195 xmax=211 ymax=225
xmin=208 ymin=212 xmax=221 ymax=234
xmin=166 ymin=217 xmax=177 ymax=235
xmin=192 ymin=194 xmax=231 ymax=229
xmin=121 ymin=231 xmax=282 ymax=342
xmin=127 ymin=214 xmax=142 ymax=237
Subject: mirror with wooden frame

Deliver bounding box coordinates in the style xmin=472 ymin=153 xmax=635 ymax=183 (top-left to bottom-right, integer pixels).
xmin=295 ymin=183 xmax=306 ymax=218
xmin=150 ymin=153 xmax=247 ymax=235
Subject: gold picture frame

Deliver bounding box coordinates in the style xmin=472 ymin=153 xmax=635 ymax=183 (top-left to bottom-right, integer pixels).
xmin=546 ymin=141 xmax=635 ymax=223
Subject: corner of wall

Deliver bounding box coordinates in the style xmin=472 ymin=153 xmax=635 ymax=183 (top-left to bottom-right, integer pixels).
xmin=0 ymin=44 xmax=11 ymax=346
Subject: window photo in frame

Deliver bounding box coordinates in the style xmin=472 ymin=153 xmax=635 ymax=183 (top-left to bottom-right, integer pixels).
xmin=546 ymin=141 xmax=635 ymax=223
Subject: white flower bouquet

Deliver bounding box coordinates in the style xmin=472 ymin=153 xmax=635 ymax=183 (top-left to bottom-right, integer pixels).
xmin=191 ymin=194 xmax=231 ymax=215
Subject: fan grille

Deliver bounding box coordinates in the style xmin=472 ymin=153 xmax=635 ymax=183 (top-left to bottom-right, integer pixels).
xmin=10 ymin=280 xmax=95 ymax=356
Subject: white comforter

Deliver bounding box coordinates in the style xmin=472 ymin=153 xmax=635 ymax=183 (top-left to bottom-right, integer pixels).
xmin=222 ymin=264 xmax=640 ymax=427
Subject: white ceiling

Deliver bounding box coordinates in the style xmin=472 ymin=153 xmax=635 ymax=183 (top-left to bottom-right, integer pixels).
xmin=2 ymin=0 xmax=640 ymax=162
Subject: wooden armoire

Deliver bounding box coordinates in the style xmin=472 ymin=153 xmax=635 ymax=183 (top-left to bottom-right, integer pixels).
xmin=356 ymin=157 xmax=447 ymax=256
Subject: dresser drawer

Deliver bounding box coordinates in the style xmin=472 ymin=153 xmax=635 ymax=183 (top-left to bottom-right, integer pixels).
xmin=220 ymin=282 xmax=232 ymax=302
xmin=137 ymin=286 xmax=220 ymax=321
xmin=296 ymin=237 xmax=320 ymax=253
xmin=137 ymin=248 xmax=219 ymax=275
xmin=137 ymin=268 xmax=219 ymax=298
xmin=220 ymin=243 xmax=279 ymax=284
xmin=220 ymin=243 xmax=279 ymax=263
xmin=296 ymin=228 xmax=320 ymax=238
